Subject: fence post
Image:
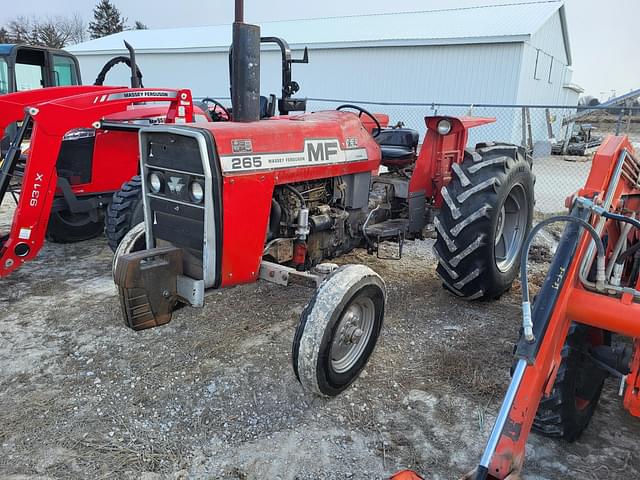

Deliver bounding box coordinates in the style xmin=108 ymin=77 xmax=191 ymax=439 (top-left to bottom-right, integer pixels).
xmin=616 ymin=108 xmax=625 ymax=135
xmin=525 ymin=107 xmax=533 ymax=151
xmin=545 ymin=108 xmax=554 ymax=140
xmin=521 ymin=107 xmax=527 ymax=148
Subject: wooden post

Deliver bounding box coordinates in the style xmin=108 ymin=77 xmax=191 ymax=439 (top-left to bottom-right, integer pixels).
xmin=521 ymin=107 xmax=527 ymax=148
xmin=525 ymin=107 xmax=534 ymax=151
xmin=545 ymin=108 xmax=554 ymax=140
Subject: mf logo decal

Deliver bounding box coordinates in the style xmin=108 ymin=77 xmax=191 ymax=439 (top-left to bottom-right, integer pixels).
xmin=220 ymin=139 xmax=368 ymax=173
xmin=167 ymin=176 xmax=185 ymax=194
xmin=306 ymin=140 xmax=339 ymax=162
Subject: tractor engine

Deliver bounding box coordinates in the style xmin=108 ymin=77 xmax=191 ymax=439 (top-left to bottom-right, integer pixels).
xmin=269 ymin=177 xmax=376 ymax=266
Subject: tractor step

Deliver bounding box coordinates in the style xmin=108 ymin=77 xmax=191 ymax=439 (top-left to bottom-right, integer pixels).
xmin=364 ymin=218 xmax=408 ymax=240
xmin=364 ymin=219 xmax=408 ymax=260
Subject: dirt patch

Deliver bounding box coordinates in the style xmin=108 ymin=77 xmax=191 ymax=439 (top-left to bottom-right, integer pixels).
xmin=1 ymin=226 xmax=638 ymax=479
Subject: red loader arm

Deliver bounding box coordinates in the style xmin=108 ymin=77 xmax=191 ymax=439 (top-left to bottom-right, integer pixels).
xmin=0 ymin=87 xmax=194 ymax=277
xmin=0 ymin=86 xmax=121 ymax=142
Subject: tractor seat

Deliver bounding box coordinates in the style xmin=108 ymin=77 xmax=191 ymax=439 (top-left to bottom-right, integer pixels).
xmin=376 ymin=128 xmax=419 ymax=168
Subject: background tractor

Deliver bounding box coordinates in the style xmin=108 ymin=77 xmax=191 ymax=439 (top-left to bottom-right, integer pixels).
xmin=113 ymin=0 xmax=536 ymax=397
xmin=0 ymin=42 xmax=218 ymax=277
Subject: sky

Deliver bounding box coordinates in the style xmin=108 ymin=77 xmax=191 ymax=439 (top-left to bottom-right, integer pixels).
xmin=0 ymin=0 xmax=637 ymax=100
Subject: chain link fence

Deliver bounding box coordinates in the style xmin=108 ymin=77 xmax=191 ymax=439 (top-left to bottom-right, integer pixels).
xmin=201 ymin=96 xmax=640 ymax=215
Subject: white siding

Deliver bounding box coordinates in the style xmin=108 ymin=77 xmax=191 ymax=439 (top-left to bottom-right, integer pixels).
xmin=514 ymin=11 xmax=574 ymax=143
xmin=529 ymin=10 xmax=568 ymax=65
xmin=75 ymin=42 xmax=523 ymax=103
xmin=75 ymin=42 xmax=523 ymax=145
xmin=517 ymin=12 xmax=571 ymax=105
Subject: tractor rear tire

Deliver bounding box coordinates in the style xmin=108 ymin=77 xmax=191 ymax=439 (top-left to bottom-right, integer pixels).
xmin=292 ymin=265 xmax=385 ymax=397
xmin=46 ymin=209 xmax=104 ymax=243
xmin=434 ymin=144 xmax=534 ymax=300
xmin=532 ymin=323 xmax=608 ymax=441
xmin=106 ymin=176 xmax=144 ymax=252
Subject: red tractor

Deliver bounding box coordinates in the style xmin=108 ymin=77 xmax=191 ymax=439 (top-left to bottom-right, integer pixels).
xmin=113 ymin=2 xmax=535 ymax=397
xmin=0 ymin=43 xmax=221 ymax=277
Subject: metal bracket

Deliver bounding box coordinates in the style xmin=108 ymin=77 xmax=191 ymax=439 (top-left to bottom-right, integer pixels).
xmin=259 ymin=260 xmax=323 ymax=288
xmin=375 ymin=230 xmax=404 ymax=260
xmin=177 ymin=275 xmax=205 ymax=307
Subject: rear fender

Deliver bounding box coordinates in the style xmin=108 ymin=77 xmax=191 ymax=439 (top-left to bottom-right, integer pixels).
xmin=409 ymin=115 xmax=495 ymax=206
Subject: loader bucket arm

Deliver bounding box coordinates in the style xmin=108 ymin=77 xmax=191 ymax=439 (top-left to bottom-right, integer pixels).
xmin=0 ymin=87 xmax=194 ymax=277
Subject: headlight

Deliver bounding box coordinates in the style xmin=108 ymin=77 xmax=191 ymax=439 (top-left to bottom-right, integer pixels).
xmin=63 ymin=128 xmax=96 ymax=141
xmin=437 ymin=119 xmax=452 ymax=135
xmin=190 ymin=180 xmax=204 ymax=203
xmin=149 ymin=172 xmax=163 ymax=193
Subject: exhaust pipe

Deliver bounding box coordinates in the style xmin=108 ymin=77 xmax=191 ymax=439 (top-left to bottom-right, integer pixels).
xmin=124 ymin=40 xmax=141 ymax=88
xmin=231 ymin=0 xmax=261 ymax=122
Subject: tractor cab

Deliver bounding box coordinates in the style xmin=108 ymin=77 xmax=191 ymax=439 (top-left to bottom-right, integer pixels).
xmin=0 ymin=44 xmax=81 ymax=151
xmin=0 ymin=44 xmax=81 ymax=95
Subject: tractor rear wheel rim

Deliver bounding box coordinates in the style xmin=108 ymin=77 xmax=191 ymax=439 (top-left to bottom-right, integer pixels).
xmin=330 ymin=296 xmax=375 ymax=374
xmin=495 ymin=183 xmax=528 ymax=273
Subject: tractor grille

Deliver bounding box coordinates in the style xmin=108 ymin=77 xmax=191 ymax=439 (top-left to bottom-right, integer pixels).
xmin=140 ymin=127 xmax=222 ymax=288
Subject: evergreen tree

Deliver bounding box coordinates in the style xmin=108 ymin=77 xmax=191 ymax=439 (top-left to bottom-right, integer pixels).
xmin=133 ymin=21 xmax=148 ymax=30
xmin=88 ymin=0 xmax=126 ymax=39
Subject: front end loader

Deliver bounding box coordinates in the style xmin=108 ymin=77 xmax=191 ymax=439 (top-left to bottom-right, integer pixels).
xmin=468 ymin=135 xmax=640 ymax=479
xmin=0 ymin=86 xmax=196 ymax=277
xmin=112 ymin=0 xmax=535 ymax=397
xmin=394 ymin=136 xmax=640 ymax=479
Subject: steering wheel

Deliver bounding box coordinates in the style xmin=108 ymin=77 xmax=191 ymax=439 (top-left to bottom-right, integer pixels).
xmin=336 ymin=104 xmax=381 ymax=138
xmin=201 ymin=97 xmax=231 ymax=121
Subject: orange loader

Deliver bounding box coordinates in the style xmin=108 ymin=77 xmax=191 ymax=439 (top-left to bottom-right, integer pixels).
xmin=391 ymin=136 xmax=640 ymax=478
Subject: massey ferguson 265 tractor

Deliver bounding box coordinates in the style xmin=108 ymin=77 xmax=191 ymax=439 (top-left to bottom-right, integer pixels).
xmin=113 ymin=1 xmax=534 ymax=397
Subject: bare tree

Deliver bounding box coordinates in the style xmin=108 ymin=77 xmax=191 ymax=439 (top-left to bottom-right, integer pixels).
xmin=4 ymin=13 xmax=87 ymax=48
xmin=63 ymin=13 xmax=88 ymax=45
xmin=7 ymin=16 xmax=34 ymax=44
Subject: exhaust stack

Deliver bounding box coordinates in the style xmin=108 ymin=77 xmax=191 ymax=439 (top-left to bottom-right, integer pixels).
xmin=231 ymin=0 xmax=260 ymax=122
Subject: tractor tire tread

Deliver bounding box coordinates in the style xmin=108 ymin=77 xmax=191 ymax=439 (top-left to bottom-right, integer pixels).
xmin=105 ymin=176 xmax=143 ymax=252
xmin=532 ymin=323 xmax=607 ymax=441
xmin=434 ymin=145 xmax=534 ymax=300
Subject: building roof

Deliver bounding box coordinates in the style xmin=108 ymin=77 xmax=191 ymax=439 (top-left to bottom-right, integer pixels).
xmin=69 ymin=1 xmax=570 ymax=62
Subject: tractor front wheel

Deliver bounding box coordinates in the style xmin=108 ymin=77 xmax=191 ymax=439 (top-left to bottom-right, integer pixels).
xmin=532 ymin=323 xmax=608 ymax=441
xmin=46 ymin=209 xmax=104 ymax=243
xmin=292 ymin=265 xmax=385 ymax=397
xmin=106 ymin=176 xmax=144 ymax=252
xmin=112 ymin=221 xmax=146 ymax=279
xmin=434 ymin=144 xmax=534 ymax=300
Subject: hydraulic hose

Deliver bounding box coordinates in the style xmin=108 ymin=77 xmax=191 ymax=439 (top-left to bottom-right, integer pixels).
xmin=284 ymin=184 xmax=306 ymax=208
xmin=519 ymin=215 xmax=605 ymax=343
xmin=616 ymin=241 xmax=640 ymax=266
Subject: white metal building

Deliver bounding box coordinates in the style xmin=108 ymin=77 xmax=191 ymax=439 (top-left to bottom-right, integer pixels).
xmin=67 ymin=1 xmax=579 ymax=143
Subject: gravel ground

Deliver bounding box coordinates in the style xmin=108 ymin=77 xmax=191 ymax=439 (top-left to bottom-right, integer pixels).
xmin=1 ymin=206 xmax=639 ymax=480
